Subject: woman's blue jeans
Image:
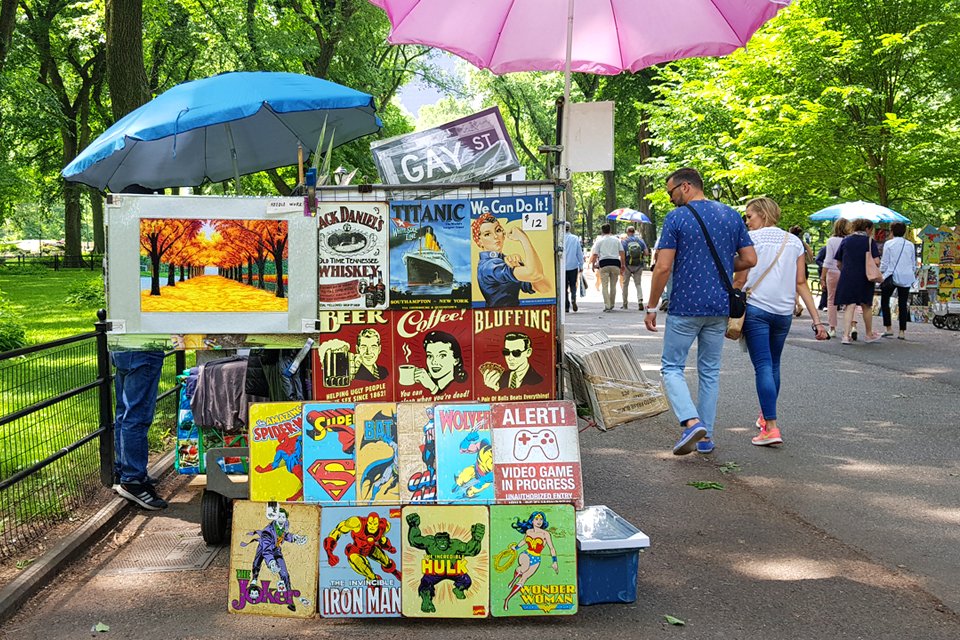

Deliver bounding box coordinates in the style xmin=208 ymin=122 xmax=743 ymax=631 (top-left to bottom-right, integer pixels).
xmin=742 ymin=305 xmax=793 ymax=422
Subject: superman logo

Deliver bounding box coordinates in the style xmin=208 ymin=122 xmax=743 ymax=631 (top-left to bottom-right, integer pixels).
xmin=307 ymin=459 xmax=356 ymax=500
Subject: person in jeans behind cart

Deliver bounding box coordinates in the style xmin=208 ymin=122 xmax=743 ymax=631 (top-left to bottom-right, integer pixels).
xmin=644 ymin=168 xmax=757 ymax=455
xmin=112 ymin=350 xmax=168 ymax=510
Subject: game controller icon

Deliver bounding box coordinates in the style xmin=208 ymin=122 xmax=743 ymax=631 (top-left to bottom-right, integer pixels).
xmin=513 ymin=429 xmax=560 ymax=461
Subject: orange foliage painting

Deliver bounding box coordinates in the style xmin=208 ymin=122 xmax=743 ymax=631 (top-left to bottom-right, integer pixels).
xmin=139 ymin=219 xmax=289 ymax=313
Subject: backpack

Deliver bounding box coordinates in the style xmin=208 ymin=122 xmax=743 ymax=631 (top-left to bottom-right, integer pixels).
xmin=624 ymin=238 xmax=645 ymax=267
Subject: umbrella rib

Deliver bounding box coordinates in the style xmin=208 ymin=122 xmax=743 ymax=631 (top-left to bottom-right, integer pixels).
xmin=99 ymin=139 xmax=139 ymax=192
xmin=488 ymin=0 xmax=518 ymax=70
xmin=610 ymin=0 xmax=626 ymax=71
xmin=708 ymin=0 xmax=743 ymax=44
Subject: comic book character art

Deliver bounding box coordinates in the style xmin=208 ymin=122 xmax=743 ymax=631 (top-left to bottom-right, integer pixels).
xmin=472 ymin=213 xmax=549 ymax=307
xmin=323 ymin=512 xmax=401 ymax=581
xmin=406 ymin=512 xmax=484 ymax=613
xmin=240 ymin=502 xmax=311 ymax=612
xmin=360 ymin=410 xmax=400 ymax=501
xmin=254 ymin=421 xmax=303 ymax=501
xmin=499 ymin=511 xmax=558 ymax=610
xmin=420 ymin=407 xmax=436 ymax=478
xmin=452 ymin=426 xmax=493 ymax=499
xmin=305 ymin=409 xmax=356 ymax=455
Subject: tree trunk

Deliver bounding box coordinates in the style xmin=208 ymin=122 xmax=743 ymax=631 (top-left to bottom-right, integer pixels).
xmin=167 ymin=262 xmax=176 ymax=286
xmin=63 ymin=182 xmax=83 ymax=267
xmin=603 ymin=171 xmax=616 ymax=218
xmin=89 ymin=189 xmax=105 ymax=254
xmin=106 ymin=0 xmax=150 ymax=121
xmin=0 ymin=0 xmax=16 ymax=72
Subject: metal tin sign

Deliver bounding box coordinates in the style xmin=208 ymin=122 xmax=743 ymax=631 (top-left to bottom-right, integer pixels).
xmin=370 ymin=107 xmax=520 ymax=186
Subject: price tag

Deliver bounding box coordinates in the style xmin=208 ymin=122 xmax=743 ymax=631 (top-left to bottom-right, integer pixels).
xmin=265 ymin=198 xmax=302 ymax=215
xmin=522 ymin=212 xmax=547 ymax=231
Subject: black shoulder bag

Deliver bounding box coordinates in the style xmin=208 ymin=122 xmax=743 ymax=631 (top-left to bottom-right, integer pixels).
xmin=684 ymin=203 xmax=748 ymax=338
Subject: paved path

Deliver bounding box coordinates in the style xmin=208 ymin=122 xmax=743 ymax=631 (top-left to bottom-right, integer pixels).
xmin=2 ymin=270 xmax=959 ymax=639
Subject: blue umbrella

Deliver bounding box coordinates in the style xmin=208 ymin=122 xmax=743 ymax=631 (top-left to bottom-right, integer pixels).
xmin=606 ymin=208 xmax=652 ymax=224
xmin=809 ymin=201 xmax=910 ymax=224
xmin=62 ymin=71 xmax=381 ymax=192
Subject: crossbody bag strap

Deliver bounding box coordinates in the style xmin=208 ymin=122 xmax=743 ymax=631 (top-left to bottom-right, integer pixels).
xmin=745 ymin=230 xmax=790 ymax=295
xmin=684 ymin=203 xmax=733 ymax=293
xmin=889 ymin=238 xmax=906 ymax=273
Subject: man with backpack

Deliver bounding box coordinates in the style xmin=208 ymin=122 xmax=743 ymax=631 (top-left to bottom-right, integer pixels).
xmin=620 ymin=226 xmax=649 ymax=310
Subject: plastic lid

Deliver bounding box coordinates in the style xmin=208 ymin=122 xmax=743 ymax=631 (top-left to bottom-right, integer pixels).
xmin=576 ymin=505 xmax=650 ymax=551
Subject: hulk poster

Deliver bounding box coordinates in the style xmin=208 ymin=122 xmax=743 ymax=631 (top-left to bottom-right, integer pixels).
xmin=401 ymin=505 xmax=489 ymax=618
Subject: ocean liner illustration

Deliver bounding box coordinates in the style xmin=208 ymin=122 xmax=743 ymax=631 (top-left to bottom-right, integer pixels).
xmin=403 ymin=226 xmax=454 ymax=286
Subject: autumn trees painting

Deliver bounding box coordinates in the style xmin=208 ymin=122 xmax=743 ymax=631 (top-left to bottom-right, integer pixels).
xmin=139 ymin=218 xmax=289 ymax=313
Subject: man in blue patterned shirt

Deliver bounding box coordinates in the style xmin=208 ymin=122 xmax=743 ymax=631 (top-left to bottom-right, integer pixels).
xmin=644 ymin=168 xmax=757 ymax=455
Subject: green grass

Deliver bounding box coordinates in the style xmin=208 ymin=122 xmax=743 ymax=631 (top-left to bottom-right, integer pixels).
xmin=1 ymin=269 xmax=183 ymax=554
xmin=0 ymin=270 xmax=104 ymax=343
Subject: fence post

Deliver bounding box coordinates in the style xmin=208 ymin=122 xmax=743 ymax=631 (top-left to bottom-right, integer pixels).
xmin=175 ymin=350 xmax=186 ymax=377
xmin=95 ymin=309 xmax=114 ymax=487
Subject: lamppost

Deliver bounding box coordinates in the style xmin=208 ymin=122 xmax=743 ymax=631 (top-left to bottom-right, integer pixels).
xmin=711 ymin=184 xmax=721 ymax=201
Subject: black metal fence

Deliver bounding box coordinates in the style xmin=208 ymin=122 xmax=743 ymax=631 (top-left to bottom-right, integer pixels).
xmin=0 ymin=253 xmax=103 ymax=271
xmin=0 ymin=311 xmax=182 ymax=559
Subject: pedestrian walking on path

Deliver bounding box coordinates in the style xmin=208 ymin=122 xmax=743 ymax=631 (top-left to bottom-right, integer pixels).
xmin=735 ymin=198 xmax=829 ymax=448
xmin=644 ymin=167 xmax=757 ymax=455
xmin=590 ymin=223 xmax=625 ymax=312
xmin=620 ymin=226 xmax=648 ymax=310
xmin=835 ymin=218 xmax=881 ymax=345
xmin=879 ymin=221 xmax=916 ymax=340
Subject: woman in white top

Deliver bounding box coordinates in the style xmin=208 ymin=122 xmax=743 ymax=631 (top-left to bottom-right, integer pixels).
xmin=734 ymin=198 xmax=828 ymax=448
xmin=879 ymin=221 xmax=916 ymax=340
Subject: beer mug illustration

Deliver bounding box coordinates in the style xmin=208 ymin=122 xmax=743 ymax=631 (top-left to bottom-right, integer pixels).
xmin=322 ymin=348 xmax=352 ymax=388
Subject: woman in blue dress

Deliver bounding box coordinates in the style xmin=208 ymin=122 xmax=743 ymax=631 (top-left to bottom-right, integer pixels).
xmin=834 ymin=218 xmax=881 ymax=345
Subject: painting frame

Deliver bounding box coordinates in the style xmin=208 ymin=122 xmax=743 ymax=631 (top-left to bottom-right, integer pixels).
xmin=105 ymin=194 xmax=317 ymax=334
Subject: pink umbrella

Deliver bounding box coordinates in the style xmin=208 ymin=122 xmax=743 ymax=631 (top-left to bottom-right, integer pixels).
xmin=369 ymin=0 xmax=790 ymax=188
xmin=369 ymin=0 xmax=789 ymax=75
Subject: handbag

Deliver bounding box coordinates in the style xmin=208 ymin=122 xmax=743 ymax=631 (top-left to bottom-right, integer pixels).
xmin=684 ymin=204 xmax=747 ymax=339
xmin=866 ymin=238 xmax=883 ymax=284
xmin=880 ymin=239 xmax=906 ymax=295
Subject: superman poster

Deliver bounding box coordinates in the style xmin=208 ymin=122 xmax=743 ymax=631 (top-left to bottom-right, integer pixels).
xmin=302 ymin=403 xmax=356 ymax=504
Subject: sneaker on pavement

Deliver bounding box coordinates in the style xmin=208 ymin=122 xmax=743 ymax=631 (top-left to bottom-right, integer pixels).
xmin=751 ymin=427 xmax=783 ymax=447
xmin=756 ymin=413 xmax=766 ymax=430
xmin=113 ymin=475 xmax=157 ymax=493
xmin=572 ymin=302 xmax=578 ymax=312
xmin=673 ymin=422 xmax=707 ymax=456
xmin=696 ymin=440 xmax=715 ymax=454
xmin=117 ymin=482 xmax=168 ymax=510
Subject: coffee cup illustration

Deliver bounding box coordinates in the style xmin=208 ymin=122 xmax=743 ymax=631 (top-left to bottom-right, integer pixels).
xmin=398 ymin=364 xmax=417 ymax=386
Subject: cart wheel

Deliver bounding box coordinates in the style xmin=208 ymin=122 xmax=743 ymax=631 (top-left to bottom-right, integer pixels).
xmin=201 ymin=489 xmax=230 ymax=545
xmin=946 ymin=315 xmax=960 ymax=331
xmin=932 ymin=315 xmax=946 ymax=329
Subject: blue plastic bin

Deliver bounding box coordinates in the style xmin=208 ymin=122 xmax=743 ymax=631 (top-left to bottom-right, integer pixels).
xmin=575 ymin=505 xmax=650 ymax=605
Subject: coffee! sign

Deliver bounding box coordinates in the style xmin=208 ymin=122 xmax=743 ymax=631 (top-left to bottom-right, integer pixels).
xmin=371 ymin=107 xmax=520 ymax=186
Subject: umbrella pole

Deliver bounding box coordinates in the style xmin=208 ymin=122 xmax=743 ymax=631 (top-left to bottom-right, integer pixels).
xmin=555 ymin=0 xmax=575 ymax=400
xmin=298 ymin=143 xmax=305 ymax=188
xmin=224 ymin=122 xmax=243 ymax=195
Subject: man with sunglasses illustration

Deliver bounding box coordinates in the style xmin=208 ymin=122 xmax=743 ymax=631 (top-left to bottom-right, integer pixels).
xmin=481 ymin=332 xmax=544 ymax=391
